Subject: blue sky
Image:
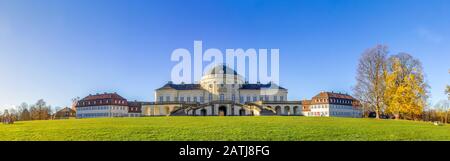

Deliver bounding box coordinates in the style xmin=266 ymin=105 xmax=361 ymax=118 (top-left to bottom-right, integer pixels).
xmin=0 ymin=0 xmax=449 ymax=110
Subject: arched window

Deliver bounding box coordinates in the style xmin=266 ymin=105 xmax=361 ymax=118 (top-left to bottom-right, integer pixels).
xmin=275 ymin=106 xmax=282 ymax=115
xmin=284 ymin=106 xmax=291 ymax=116
xmin=201 ymin=109 xmax=207 ymax=116
xmin=293 ymin=106 xmax=299 ymax=115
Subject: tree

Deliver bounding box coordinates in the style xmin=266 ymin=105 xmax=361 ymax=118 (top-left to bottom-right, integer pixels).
xmin=2 ymin=109 xmax=14 ymax=124
xmin=384 ymin=53 xmax=428 ymax=120
xmin=354 ymin=45 xmax=388 ymax=119
xmin=30 ymin=105 xmax=38 ymax=120
xmin=445 ymin=85 xmax=450 ymax=99
xmin=2 ymin=109 xmax=8 ymax=124
xmin=17 ymin=102 xmax=31 ymax=121
xmin=30 ymin=99 xmax=51 ymax=120
xmin=8 ymin=108 xmax=18 ymax=122
xmin=434 ymin=100 xmax=450 ymax=123
xmin=446 ymin=85 xmax=450 ymax=99
xmin=446 ymin=69 xmax=449 ymax=100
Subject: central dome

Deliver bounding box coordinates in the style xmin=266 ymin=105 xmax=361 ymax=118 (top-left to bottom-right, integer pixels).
xmin=206 ymin=64 xmax=238 ymax=76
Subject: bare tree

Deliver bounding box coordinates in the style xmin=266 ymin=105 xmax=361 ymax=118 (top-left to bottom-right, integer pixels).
xmin=2 ymin=109 xmax=14 ymax=124
xmin=30 ymin=99 xmax=51 ymax=120
xmin=446 ymin=70 xmax=450 ymax=100
xmin=354 ymin=45 xmax=388 ymax=119
xmin=8 ymin=108 xmax=18 ymax=122
xmin=446 ymin=85 xmax=450 ymax=99
xmin=434 ymin=100 xmax=449 ymax=123
xmin=17 ymin=102 xmax=31 ymax=121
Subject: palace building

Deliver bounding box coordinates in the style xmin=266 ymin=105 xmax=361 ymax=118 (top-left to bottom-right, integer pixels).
xmin=75 ymin=65 xmax=362 ymax=118
xmin=141 ymin=65 xmax=302 ymax=116
xmin=75 ymin=92 xmax=130 ymax=118
xmin=303 ymin=92 xmax=363 ymax=117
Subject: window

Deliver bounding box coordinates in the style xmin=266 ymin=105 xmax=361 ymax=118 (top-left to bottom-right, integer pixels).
xmin=193 ymin=97 xmax=197 ymax=102
xmin=159 ymin=96 xmax=164 ymax=102
xmin=187 ymin=97 xmax=191 ymax=102
xmin=180 ymin=97 xmax=185 ymax=102
xmin=166 ymin=96 xmax=170 ymax=102
xmin=273 ymin=96 xmax=278 ymax=101
xmin=253 ymin=96 xmax=257 ymax=102
xmin=220 ymin=94 xmax=225 ymax=101
xmin=240 ymin=96 xmax=244 ymax=103
xmin=246 ymin=96 xmax=251 ymax=102
xmin=280 ymin=96 xmax=284 ymax=101
xmin=209 ymin=94 xmax=213 ymax=101
xmin=200 ymin=97 xmax=204 ymax=103
xmin=232 ymin=94 xmax=236 ymax=101
xmin=259 ymin=96 xmax=264 ymax=101
xmin=265 ymin=95 xmax=269 ymax=101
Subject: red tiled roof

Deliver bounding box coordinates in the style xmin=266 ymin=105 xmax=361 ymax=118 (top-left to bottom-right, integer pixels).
xmin=312 ymin=92 xmax=355 ymax=100
xmin=76 ymin=92 xmax=128 ymax=108
xmin=302 ymin=100 xmax=312 ymax=105
xmin=81 ymin=92 xmax=126 ymax=101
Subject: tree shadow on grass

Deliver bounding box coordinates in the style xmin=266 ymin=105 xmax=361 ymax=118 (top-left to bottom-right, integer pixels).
xmin=1 ymin=122 xmax=25 ymax=125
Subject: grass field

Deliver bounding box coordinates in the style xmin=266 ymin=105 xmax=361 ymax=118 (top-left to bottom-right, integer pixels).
xmin=1 ymin=116 xmax=450 ymax=141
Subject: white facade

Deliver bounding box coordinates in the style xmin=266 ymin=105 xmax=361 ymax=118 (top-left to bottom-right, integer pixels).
xmin=142 ymin=65 xmax=298 ymax=116
xmin=76 ymin=105 xmax=128 ymax=118
xmin=307 ymin=101 xmax=362 ymax=118
xmin=75 ymin=66 xmax=362 ymax=118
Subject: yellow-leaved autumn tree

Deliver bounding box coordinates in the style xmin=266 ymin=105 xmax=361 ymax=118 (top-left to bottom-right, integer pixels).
xmin=384 ymin=54 xmax=427 ymax=120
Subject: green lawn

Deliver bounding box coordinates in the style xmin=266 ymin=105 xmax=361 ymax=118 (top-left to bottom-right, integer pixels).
xmin=1 ymin=116 xmax=449 ymax=141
